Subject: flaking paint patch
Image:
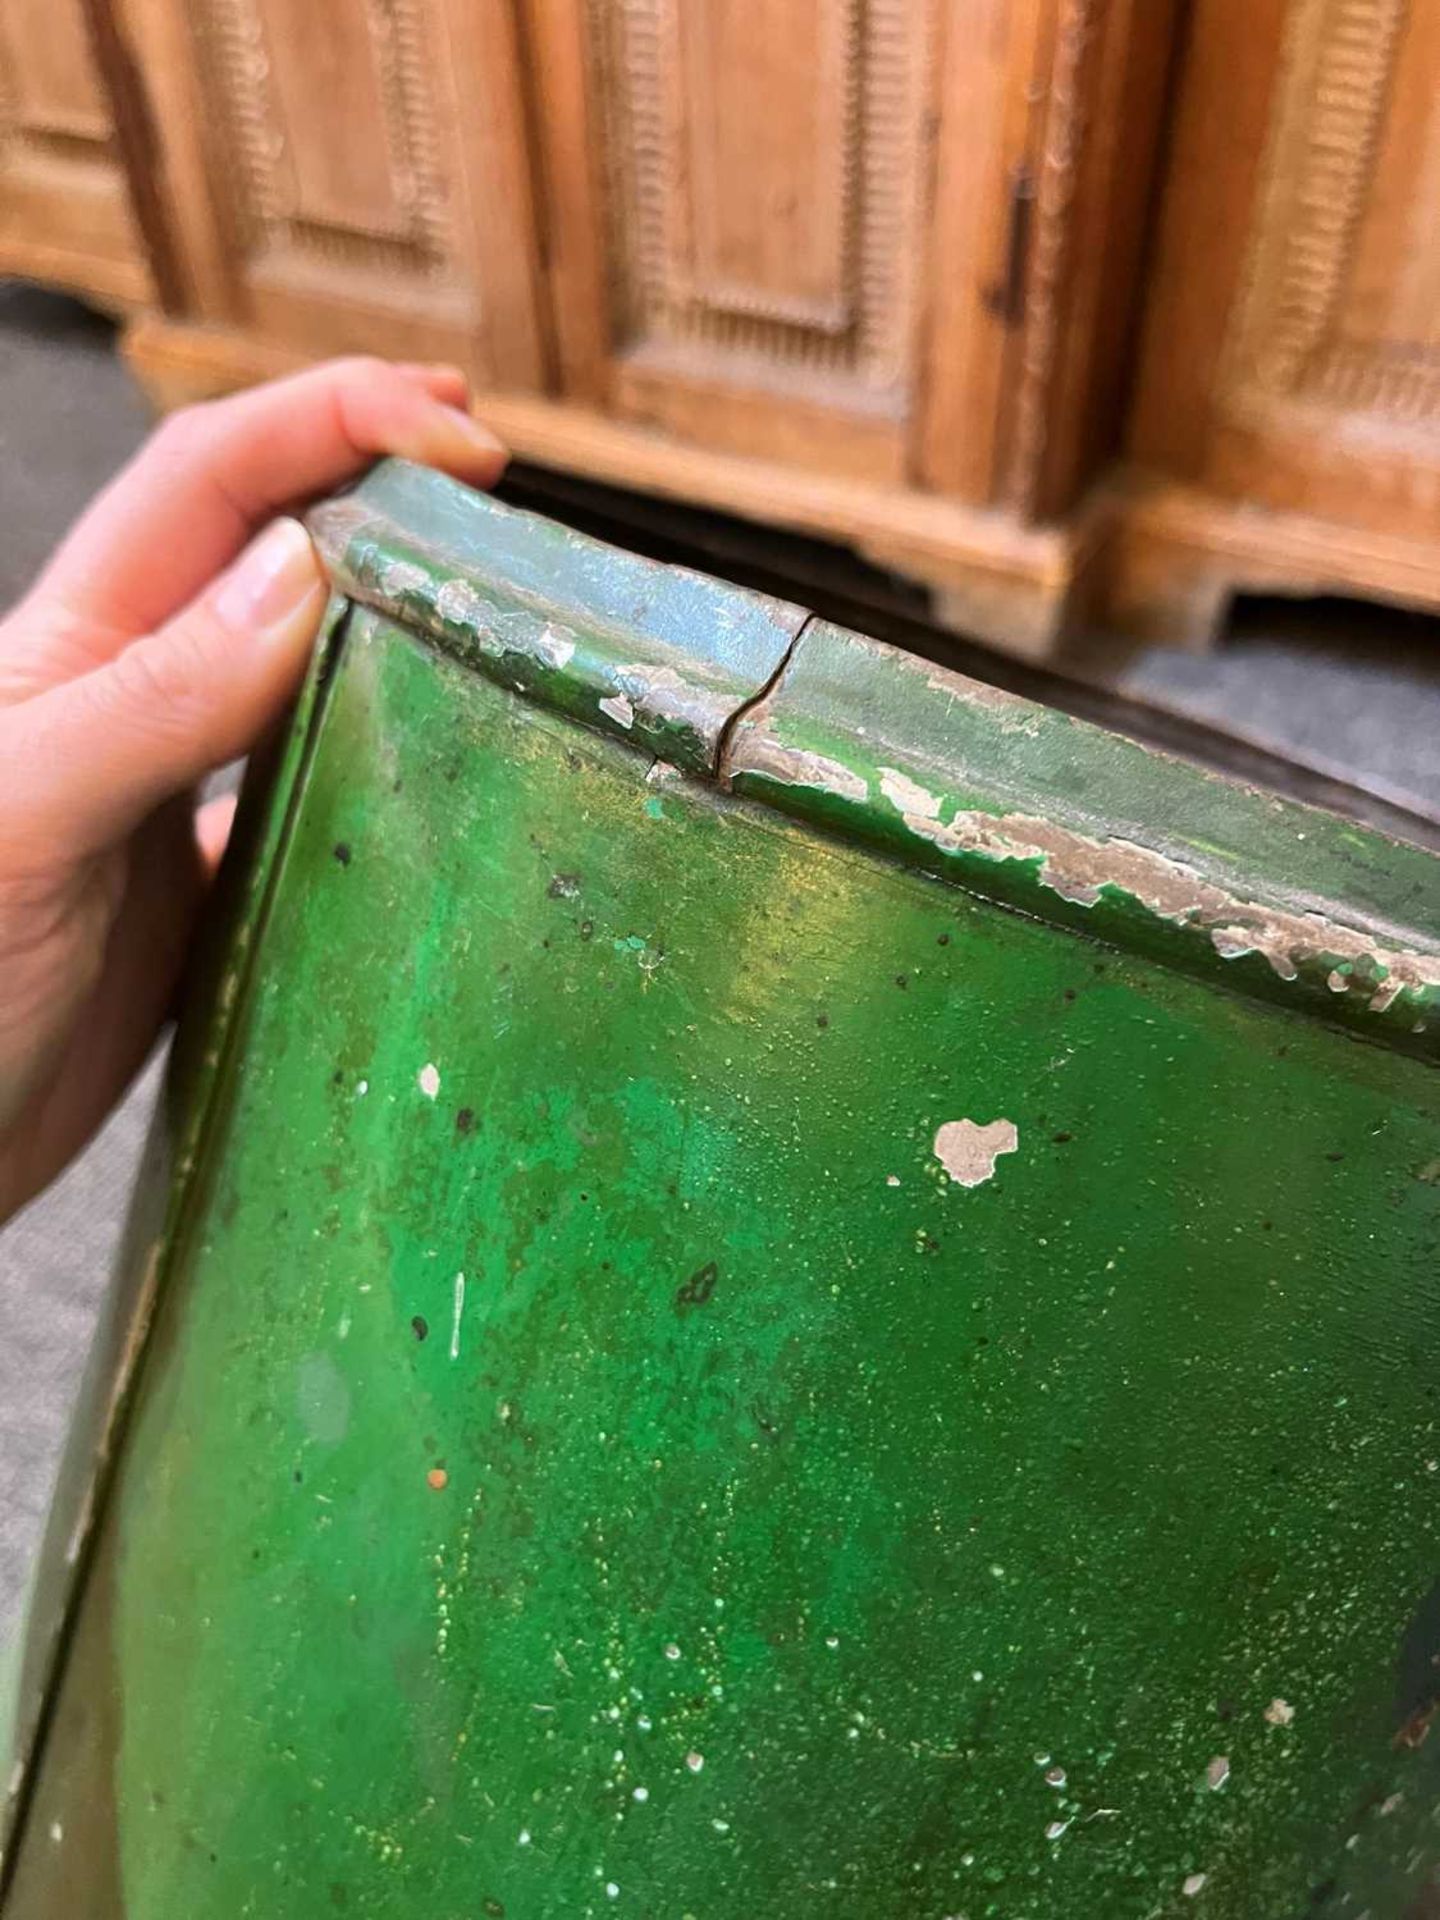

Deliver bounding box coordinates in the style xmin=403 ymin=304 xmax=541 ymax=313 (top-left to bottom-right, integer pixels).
xmin=878 ymin=767 xmax=941 ymax=821
xmin=934 ymin=1118 xmax=1018 ymax=1188
xmin=736 ymin=732 xmax=869 ymax=806
xmin=381 ymin=560 xmax=428 ymax=598
xmin=872 ymin=787 xmax=1440 ymax=1007
xmin=533 ymin=623 xmax=576 ymax=670
xmin=611 ymin=663 xmax=734 ymax=746
xmin=434 ymin=577 xmax=486 ymax=628
xmin=600 ymin=693 xmax=635 ymax=729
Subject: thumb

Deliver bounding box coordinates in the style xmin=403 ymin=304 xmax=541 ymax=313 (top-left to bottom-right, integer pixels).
xmin=7 ymin=518 xmax=326 ymax=860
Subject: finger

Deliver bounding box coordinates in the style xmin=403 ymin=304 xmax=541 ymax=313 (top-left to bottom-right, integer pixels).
xmin=196 ymin=790 xmax=239 ymax=878
xmin=5 ymin=517 xmax=326 ymax=860
xmin=21 ymin=355 xmax=506 ymax=648
xmin=395 ymin=361 xmax=471 ymax=410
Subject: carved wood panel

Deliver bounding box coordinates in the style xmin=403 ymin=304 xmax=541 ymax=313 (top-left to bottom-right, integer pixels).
xmin=1221 ymin=0 xmax=1440 ymax=428
xmin=586 ymin=0 xmax=934 ymax=408
xmin=120 ymin=0 xmax=548 ymax=382
xmin=194 ymin=0 xmax=450 ymax=277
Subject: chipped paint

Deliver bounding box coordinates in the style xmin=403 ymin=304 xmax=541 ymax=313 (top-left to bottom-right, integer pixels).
xmin=418 ymin=1063 xmax=440 ymax=1100
xmin=933 ymin=1119 xmax=1019 ymax=1188
xmin=1264 ymin=1698 xmax=1295 ymax=1727
xmin=878 ymin=767 xmax=941 ymax=821
xmin=609 ymin=663 xmax=735 ymax=747
xmin=381 ymin=560 xmax=428 ymax=598
xmin=599 ymin=693 xmax=635 ymax=730
xmin=732 ymin=731 xmax=869 ymax=806
xmin=433 ymin=577 xmax=487 ymax=630
xmin=533 ymin=623 xmax=576 ymax=671
xmin=875 ymin=794 xmax=1440 ymax=1007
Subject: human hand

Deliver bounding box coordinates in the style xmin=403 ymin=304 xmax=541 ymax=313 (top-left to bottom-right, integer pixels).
xmin=0 ymin=355 xmax=507 ymax=1221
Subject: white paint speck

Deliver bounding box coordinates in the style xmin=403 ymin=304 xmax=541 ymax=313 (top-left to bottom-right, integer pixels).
xmin=886 ymin=1175 xmax=901 ymax=1187
xmin=1381 ymin=1792 xmax=1403 ymax=1816
xmin=48 ymin=1822 xmax=62 ymax=1844
xmin=1183 ymin=1873 xmax=1207 ymax=1897
xmin=632 ymin=1786 xmax=648 ymax=1803
xmin=1045 ymin=1820 xmax=1069 ymax=1841
xmin=605 ymin=1882 xmax=620 ymax=1899
xmin=685 ymin=1751 xmax=705 ymax=1773
xmin=636 ymin=1715 xmax=652 ymax=1732
xmin=517 ymin=1829 xmax=531 ymax=1847
xmin=664 ymin=1642 xmax=681 ymax=1661
xmin=1206 ymin=1755 xmax=1230 ymax=1790
xmin=418 ymin=1062 xmax=440 ymax=1099
xmin=600 ymin=693 xmax=635 ymax=729
xmin=825 ymin=1635 xmax=840 ymax=1650
xmin=933 ymin=1117 xmax=1019 ymax=1188
xmin=337 ymin=1311 xmax=351 ymax=1341
xmin=450 ymin=1272 xmax=466 ymax=1361
xmin=712 ymin=1818 xmax=730 ymax=1834
xmin=356 ymin=1079 xmax=369 ymax=1097
xmin=1044 ymin=1766 xmax=1066 ymax=1789
xmin=1264 ymin=1697 xmax=1295 ymax=1727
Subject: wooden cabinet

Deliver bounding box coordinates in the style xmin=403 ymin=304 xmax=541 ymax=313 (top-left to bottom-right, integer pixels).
xmin=527 ymin=0 xmax=935 ymax=485
xmin=0 ymin=0 xmax=151 ymax=308
xmin=1 ymin=0 xmax=1437 ymax=656
xmin=1117 ymin=0 xmax=1440 ymax=643
xmin=117 ymin=0 xmax=549 ymax=384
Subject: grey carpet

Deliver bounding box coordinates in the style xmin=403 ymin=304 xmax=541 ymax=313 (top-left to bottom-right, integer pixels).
xmin=1 ymin=275 xmax=1438 ymax=1654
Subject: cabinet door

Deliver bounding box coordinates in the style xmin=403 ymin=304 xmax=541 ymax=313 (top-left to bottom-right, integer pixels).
xmin=527 ymin=0 xmax=938 ymax=483
xmin=526 ymin=0 xmax=1174 ymax=506
xmin=0 ymin=0 xmax=151 ymax=307
xmin=120 ymin=0 xmax=548 ymax=387
xmin=1130 ymin=0 xmax=1440 ymax=538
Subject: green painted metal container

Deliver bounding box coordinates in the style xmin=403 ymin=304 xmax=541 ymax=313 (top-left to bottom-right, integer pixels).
xmin=5 ymin=462 xmax=1440 ymax=1917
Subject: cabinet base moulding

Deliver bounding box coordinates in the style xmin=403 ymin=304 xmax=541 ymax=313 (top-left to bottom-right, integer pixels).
xmin=1091 ymin=474 xmax=1440 ymax=651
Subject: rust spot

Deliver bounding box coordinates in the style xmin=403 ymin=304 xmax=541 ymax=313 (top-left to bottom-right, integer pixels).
xmin=427 ymin=1467 xmax=449 ymax=1491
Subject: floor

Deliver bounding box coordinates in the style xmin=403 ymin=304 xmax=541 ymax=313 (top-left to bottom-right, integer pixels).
xmin=1 ymin=278 xmax=1437 ymax=1648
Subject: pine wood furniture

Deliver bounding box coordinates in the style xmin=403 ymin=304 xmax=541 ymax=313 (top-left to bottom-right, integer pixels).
xmin=1 ymin=1 xmax=1436 ymax=658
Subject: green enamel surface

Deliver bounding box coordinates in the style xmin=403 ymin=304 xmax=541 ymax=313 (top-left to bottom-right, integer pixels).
xmin=728 ymin=621 xmax=1440 ymax=1056
xmin=12 ymin=609 xmax=1440 ymax=1916
xmin=0 ymin=592 xmax=352 ymax=1879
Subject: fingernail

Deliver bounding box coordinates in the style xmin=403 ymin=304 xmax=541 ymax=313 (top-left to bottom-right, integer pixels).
xmin=213 ymin=518 xmax=323 ymax=638
xmin=440 ymin=405 xmax=508 ymax=460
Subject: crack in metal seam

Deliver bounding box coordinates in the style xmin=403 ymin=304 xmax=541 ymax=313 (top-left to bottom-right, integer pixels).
xmin=713 ymin=613 xmax=818 ymax=792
